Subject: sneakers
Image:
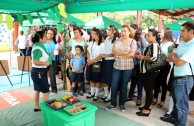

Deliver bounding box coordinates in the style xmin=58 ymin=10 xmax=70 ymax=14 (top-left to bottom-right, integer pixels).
xmin=160 ymin=117 xmax=176 ymax=124
xmin=105 ymin=105 xmax=116 ymax=111
xmin=78 ymin=90 xmax=84 ymax=96
xmin=119 ymin=105 xmax=125 ymax=112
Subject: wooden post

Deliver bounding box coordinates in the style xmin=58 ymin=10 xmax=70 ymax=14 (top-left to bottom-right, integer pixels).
xmin=158 ymin=14 xmax=163 ymax=33
xmin=136 ymin=11 xmax=142 ymax=28
xmin=97 ymin=12 xmax=102 ymax=16
xmin=12 ymin=22 xmax=19 ymax=51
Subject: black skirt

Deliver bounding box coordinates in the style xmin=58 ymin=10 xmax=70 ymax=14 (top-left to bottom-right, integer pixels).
xmin=31 ymin=67 xmax=49 ymax=93
xmin=100 ymin=59 xmax=114 ymax=84
xmin=86 ymin=61 xmax=102 ymax=82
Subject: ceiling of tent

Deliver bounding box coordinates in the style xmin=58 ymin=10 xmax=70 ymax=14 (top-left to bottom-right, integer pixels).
xmin=65 ymin=0 xmax=194 ymax=14
xmin=0 ymin=0 xmax=193 ymax=14
xmin=0 ymin=0 xmax=63 ymax=14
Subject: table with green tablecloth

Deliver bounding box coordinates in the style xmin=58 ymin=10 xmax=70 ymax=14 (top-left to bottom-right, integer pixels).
xmin=40 ymin=101 xmax=98 ymax=126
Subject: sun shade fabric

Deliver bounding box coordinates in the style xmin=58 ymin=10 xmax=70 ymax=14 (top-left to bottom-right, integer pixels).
xmin=65 ymin=0 xmax=194 ymax=14
xmin=84 ymin=16 xmax=121 ymax=29
xmin=165 ymin=17 xmax=194 ymax=31
xmin=0 ymin=0 xmax=194 ymax=14
xmin=0 ymin=0 xmax=64 ymax=14
xmin=37 ymin=12 xmax=45 ymax=24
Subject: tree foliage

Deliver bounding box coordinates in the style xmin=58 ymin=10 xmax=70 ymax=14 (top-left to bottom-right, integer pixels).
xmin=73 ymin=11 xmax=173 ymax=30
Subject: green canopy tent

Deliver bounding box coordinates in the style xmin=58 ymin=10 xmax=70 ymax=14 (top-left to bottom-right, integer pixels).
xmin=84 ymin=16 xmax=121 ymax=29
xmin=22 ymin=14 xmax=85 ymax=27
xmin=0 ymin=0 xmax=193 ymax=14
xmin=165 ymin=17 xmax=194 ymax=31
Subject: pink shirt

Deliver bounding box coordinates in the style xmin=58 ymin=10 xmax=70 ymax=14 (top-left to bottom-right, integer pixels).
xmin=113 ymin=38 xmax=137 ymax=70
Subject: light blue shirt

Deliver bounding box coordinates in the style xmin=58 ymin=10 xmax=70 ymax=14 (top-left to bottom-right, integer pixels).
xmin=174 ymin=38 xmax=194 ymax=77
xmin=70 ymin=55 xmax=86 ymax=73
xmin=44 ymin=40 xmax=56 ymax=61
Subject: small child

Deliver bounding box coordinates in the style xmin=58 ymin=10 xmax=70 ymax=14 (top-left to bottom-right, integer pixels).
xmin=70 ymin=45 xmax=86 ymax=96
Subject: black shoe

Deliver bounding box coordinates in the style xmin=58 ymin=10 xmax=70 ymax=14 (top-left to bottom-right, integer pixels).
xmin=136 ymin=111 xmax=150 ymax=117
xmin=93 ymin=96 xmax=99 ymax=101
xmin=86 ymin=94 xmax=94 ymax=99
xmin=34 ymin=108 xmax=41 ymax=112
xmin=104 ymin=98 xmax=111 ymax=103
xmin=139 ymin=106 xmax=151 ymax=111
xmin=164 ymin=112 xmax=171 ymax=118
xmin=101 ymin=96 xmax=107 ymax=100
xmin=160 ymin=117 xmax=176 ymax=124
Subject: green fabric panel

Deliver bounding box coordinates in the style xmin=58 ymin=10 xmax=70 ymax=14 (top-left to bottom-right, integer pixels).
xmin=66 ymin=0 xmax=194 ymax=14
xmin=37 ymin=12 xmax=45 ymax=24
xmin=0 ymin=14 xmax=3 ymax=24
xmin=67 ymin=14 xmax=85 ymax=26
xmin=55 ymin=6 xmax=61 ymax=20
xmin=40 ymin=101 xmax=97 ymax=126
xmin=33 ymin=49 xmax=42 ymax=60
xmin=0 ymin=0 xmax=63 ymax=13
xmin=84 ymin=16 xmax=121 ymax=29
xmin=165 ymin=17 xmax=194 ymax=31
xmin=26 ymin=13 xmax=33 ymax=24
xmin=47 ymin=9 xmax=56 ymax=20
xmin=17 ymin=14 xmax=23 ymax=26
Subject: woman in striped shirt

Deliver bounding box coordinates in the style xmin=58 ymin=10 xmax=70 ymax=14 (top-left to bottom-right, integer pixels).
xmin=136 ymin=29 xmax=160 ymax=117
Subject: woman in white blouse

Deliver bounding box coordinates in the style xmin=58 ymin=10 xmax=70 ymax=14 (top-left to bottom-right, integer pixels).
xmin=86 ymin=28 xmax=106 ymax=101
xmin=100 ymin=25 xmax=117 ymax=102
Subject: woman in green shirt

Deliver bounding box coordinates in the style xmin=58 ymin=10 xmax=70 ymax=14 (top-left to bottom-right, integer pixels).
xmin=31 ymin=31 xmax=51 ymax=112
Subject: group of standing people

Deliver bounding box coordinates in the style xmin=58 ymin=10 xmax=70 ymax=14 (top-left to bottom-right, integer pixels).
xmin=29 ymin=21 xmax=194 ymax=126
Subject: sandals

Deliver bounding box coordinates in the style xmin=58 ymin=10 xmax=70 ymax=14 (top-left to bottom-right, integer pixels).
xmin=157 ymin=101 xmax=165 ymax=108
xmin=101 ymin=96 xmax=107 ymax=100
xmin=152 ymin=98 xmax=158 ymax=105
xmin=136 ymin=100 xmax=142 ymax=106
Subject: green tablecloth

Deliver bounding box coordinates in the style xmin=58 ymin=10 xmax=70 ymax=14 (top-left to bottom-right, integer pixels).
xmin=40 ymin=101 xmax=98 ymax=126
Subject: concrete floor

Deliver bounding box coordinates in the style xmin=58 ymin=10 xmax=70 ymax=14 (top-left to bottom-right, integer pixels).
xmin=1 ymin=51 xmax=194 ymax=126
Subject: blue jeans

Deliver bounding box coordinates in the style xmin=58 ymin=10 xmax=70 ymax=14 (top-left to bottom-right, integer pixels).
xmin=128 ymin=75 xmax=143 ymax=100
xmin=171 ymin=76 xmax=193 ymax=126
xmin=111 ymin=68 xmax=132 ymax=107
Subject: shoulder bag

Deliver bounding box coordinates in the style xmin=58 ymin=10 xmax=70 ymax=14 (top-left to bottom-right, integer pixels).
xmin=91 ymin=42 xmax=101 ymax=73
xmin=145 ymin=43 xmax=168 ymax=72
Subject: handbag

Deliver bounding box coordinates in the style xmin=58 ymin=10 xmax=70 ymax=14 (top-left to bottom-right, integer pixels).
xmin=189 ymin=63 xmax=194 ymax=101
xmin=92 ymin=62 xmax=101 ymax=73
xmin=145 ymin=44 xmax=168 ymax=72
xmin=132 ymin=64 xmax=140 ymax=80
xmin=91 ymin=42 xmax=101 ymax=73
xmin=132 ymin=58 xmax=140 ymax=80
